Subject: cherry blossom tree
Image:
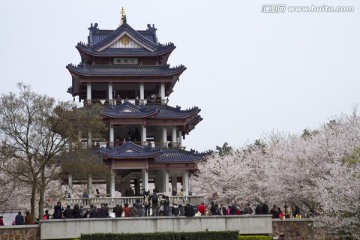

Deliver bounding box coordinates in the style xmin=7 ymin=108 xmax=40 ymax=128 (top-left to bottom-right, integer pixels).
xmin=0 ymin=169 xmax=30 ymax=210
xmin=191 ymin=108 xmax=360 ymax=238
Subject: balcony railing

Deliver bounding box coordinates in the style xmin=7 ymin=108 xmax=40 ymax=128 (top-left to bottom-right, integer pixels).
xmin=82 ymin=140 xmax=183 ymax=149
xmin=83 ymin=98 xmax=167 ymax=106
xmin=64 ymin=196 xmax=204 ymax=207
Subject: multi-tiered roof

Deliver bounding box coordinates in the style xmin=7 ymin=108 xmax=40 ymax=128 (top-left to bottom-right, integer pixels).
xmin=67 ymin=21 xmax=186 ymax=101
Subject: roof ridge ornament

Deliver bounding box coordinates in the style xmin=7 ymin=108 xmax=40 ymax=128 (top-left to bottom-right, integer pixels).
xmin=146 ymin=24 xmax=157 ymax=33
xmin=120 ymin=7 xmax=127 ymax=26
xmin=88 ymin=23 xmax=99 ymax=33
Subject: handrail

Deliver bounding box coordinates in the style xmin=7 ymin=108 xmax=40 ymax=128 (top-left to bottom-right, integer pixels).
xmin=64 ymin=196 xmax=204 ymax=207
xmin=0 ymin=209 xmax=27 ymax=213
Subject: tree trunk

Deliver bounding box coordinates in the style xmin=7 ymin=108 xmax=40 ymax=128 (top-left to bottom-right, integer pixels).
xmin=38 ymin=190 xmax=44 ymax=219
xmin=30 ymin=181 xmax=37 ymax=216
xmin=38 ymin=169 xmax=46 ymax=219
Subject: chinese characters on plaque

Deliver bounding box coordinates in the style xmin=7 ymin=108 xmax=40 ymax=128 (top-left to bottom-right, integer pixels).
xmin=113 ymin=58 xmax=138 ymax=65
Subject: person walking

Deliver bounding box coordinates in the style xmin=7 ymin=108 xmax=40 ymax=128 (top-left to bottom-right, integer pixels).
xmin=150 ymin=190 xmax=159 ymax=216
xmin=143 ymin=192 xmax=151 ymax=216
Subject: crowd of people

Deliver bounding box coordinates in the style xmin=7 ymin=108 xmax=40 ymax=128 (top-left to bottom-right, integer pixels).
xmin=48 ymin=189 xmax=303 ymax=219
xmin=1 ymin=194 xmax=294 ymax=240
xmin=47 ymin=189 xmax=193 ymax=219
xmin=3 ymin=189 xmax=302 ymax=224
xmin=194 ymin=201 xmax=302 ymax=219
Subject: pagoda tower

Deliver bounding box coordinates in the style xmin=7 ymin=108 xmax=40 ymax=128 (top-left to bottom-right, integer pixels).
xmin=66 ymin=11 xmax=206 ymax=197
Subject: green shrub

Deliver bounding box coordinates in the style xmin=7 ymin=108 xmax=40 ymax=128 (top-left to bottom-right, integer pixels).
xmin=80 ymin=231 xmax=239 ymax=240
xmin=238 ymin=236 xmax=272 ymax=240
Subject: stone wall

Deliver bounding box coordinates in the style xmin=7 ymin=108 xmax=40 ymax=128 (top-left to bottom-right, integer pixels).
xmin=0 ymin=226 xmax=40 ymax=240
xmin=272 ymin=219 xmax=314 ymax=240
xmin=40 ymin=215 xmax=273 ymax=239
xmin=0 ymin=218 xmax=315 ymax=240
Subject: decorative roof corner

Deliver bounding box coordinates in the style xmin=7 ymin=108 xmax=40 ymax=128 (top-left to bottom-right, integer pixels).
xmin=88 ymin=23 xmax=99 ymax=33
xmin=67 ymin=86 xmax=72 ymax=94
xmin=146 ymin=24 xmax=157 ymax=34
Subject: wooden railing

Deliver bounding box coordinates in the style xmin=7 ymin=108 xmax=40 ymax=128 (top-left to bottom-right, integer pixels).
xmin=65 ymin=196 xmax=204 ymax=207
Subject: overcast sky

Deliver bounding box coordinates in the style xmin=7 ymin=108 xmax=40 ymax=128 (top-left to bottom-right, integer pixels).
xmin=0 ymin=0 xmax=359 ymax=151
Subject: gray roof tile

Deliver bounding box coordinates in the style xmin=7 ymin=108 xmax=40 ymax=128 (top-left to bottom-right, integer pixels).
xmin=98 ymin=141 xmax=161 ymax=159
xmin=97 ymin=141 xmax=210 ymax=163
xmin=67 ymin=64 xmax=186 ymax=77
xmin=102 ymin=102 xmax=200 ymax=119
xmin=76 ymin=42 xmax=175 ymax=57
xmin=91 ymin=23 xmax=158 ymax=51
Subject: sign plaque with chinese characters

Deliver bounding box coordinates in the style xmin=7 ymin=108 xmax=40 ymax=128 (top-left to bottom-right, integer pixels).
xmin=113 ymin=58 xmax=138 ymax=65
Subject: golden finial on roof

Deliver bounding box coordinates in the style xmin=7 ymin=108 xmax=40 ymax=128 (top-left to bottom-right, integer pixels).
xmin=120 ymin=7 xmax=126 ymax=26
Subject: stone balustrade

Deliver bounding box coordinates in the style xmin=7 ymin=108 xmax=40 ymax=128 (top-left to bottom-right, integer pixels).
xmin=64 ymin=195 xmax=203 ymax=208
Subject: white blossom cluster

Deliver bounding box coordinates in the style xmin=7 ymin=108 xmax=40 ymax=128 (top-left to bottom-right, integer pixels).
xmin=191 ymin=109 xmax=360 ymax=238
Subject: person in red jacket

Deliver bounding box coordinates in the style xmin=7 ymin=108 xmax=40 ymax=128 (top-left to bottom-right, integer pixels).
xmin=42 ymin=210 xmax=50 ymax=220
xmin=0 ymin=216 xmax=4 ymax=226
xmin=123 ymin=203 xmax=130 ymax=217
xmin=197 ymin=202 xmax=207 ymax=216
xmin=278 ymin=207 xmax=285 ymax=219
